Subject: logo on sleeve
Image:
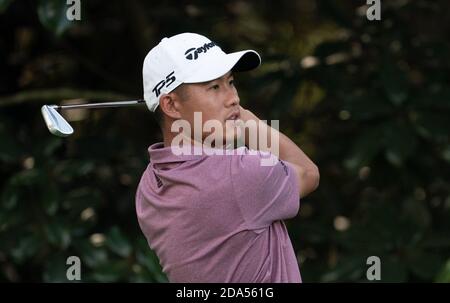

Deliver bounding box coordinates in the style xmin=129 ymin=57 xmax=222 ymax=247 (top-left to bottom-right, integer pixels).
xmin=279 ymin=160 xmax=289 ymax=176
xmin=154 ymin=171 xmax=163 ymax=188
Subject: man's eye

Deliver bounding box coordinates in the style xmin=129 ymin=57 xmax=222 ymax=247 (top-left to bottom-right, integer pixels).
xmin=229 ymin=79 xmax=234 ymax=86
xmin=210 ymin=84 xmax=220 ymax=90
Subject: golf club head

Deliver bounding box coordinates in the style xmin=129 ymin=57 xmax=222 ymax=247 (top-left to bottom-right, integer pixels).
xmin=41 ymin=105 xmax=74 ymax=137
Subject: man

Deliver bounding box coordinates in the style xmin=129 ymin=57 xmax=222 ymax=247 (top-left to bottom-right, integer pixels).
xmin=135 ymin=33 xmax=319 ymax=282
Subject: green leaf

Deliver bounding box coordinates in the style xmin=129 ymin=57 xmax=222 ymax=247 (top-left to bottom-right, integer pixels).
xmin=423 ymin=234 xmax=450 ymax=249
xmin=320 ymin=256 xmax=364 ymax=282
xmin=380 ymin=59 xmax=409 ymax=106
xmin=383 ymin=121 xmax=418 ymax=166
xmin=10 ymin=235 xmax=40 ymax=264
xmin=129 ymin=268 xmax=156 ymax=283
xmin=263 ymin=69 xmax=301 ymax=119
xmin=75 ymin=241 xmax=109 ymax=268
xmin=61 ymin=187 xmax=101 ymax=214
xmin=343 ymin=95 xmax=393 ymax=121
xmin=435 ymin=259 xmax=450 ymax=282
xmin=136 ymin=238 xmax=167 ymax=282
xmin=37 ymin=0 xmax=73 ymax=36
xmin=411 ymin=87 xmax=450 ymax=111
xmin=45 ymin=221 xmax=71 ymax=249
xmin=136 ymin=249 xmax=167 ymax=282
xmin=441 ymin=145 xmax=450 ymax=164
xmin=90 ymin=261 xmax=128 ymax=282
xmin=10 ymin=169 xmax=41 ymax=187
xmin=43 ymin=137 xmax=63 ymax=156
xmin=1 ymin=183 xmax=18 ymax=210
xmin=54 ymin=160 xmax=95 ymax=182
xmin=380 ymin=256 xmax=408 ymax=282
xmin=401 ymin=199 xmax=431 ymax=230
xmin=43 ymin=255 xmax=69 ymax=282
xmin=344 ymin=125 xmax=384 ymax=171
xmin=314 ymin=41 xmax=349 ymax=59
xmin=106 ymin=226 xmax=132 ymax=258
xmin=407 ymin=252 xmax=444 ymax=280
xmin=0 ymin=132 xmax=21 ymax=163
xmin=413 ymin=112 xmax=450 ymax=142
xmin=0 ymin=210 xmax=21 ymax=233
xmin=0 ymin=0 xmax=14 ymax=13
xmin=42 ymin=185 xmax=59 ymax=215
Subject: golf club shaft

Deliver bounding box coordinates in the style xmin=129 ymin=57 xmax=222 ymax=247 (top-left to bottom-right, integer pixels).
xmin=52 ymin=99 xmax=145 ymax=110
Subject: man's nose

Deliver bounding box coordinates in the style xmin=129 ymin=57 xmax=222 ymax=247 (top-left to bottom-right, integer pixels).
xmin=225 ymin=87 xmax=240 ymax=107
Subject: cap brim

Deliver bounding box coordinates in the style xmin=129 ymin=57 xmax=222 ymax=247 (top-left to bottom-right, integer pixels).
xmin=183 ymin=50 xmax=261 ymax=83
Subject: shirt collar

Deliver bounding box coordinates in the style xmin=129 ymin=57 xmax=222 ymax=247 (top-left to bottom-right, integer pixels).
xmin=148 ymin=142 xmax=206 ymax=164
xmin=148 ymin=142 xmax=246 ymax=164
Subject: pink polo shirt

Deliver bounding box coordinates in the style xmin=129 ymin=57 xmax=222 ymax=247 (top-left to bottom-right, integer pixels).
xmin=135 ymin=142 xmax=301 ymax=282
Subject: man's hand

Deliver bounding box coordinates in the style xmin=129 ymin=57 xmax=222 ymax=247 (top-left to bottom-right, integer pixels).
xmin=238 ymin=106 xmax=261 ymax=150
xmin=239 ymin=106 xmax=257 ymax=122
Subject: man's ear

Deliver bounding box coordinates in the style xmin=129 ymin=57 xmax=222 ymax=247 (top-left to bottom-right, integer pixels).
xmin=159 ymin=93 xmax=182 ymax=120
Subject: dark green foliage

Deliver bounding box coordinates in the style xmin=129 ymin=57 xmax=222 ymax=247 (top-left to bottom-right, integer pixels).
xmin=0 ymin=0 xmax=449 ymax=282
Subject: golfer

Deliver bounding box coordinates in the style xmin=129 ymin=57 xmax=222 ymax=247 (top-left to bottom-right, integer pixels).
xmin=135 ymin=33 xmax=320 ymax=282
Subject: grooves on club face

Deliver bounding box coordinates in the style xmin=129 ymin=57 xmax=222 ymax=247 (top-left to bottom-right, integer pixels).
xmin=41 ymin=105 xmax=74 ymax=137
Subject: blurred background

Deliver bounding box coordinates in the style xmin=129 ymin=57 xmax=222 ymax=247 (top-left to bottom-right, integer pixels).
xmin=1 ymin=0 xmax=449 ymax=282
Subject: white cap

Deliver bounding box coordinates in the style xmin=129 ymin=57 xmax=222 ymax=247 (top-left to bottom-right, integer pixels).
xmin=142 ymin=32 xmax=261 ymax=112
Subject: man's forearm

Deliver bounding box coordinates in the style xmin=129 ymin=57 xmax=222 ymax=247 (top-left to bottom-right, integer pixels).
xmin=240 ymin=107 xmax=320 ymax=197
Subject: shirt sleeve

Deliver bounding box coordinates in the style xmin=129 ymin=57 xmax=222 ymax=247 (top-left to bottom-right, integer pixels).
xmin=230 ymin=147 xmax=300 ymax=229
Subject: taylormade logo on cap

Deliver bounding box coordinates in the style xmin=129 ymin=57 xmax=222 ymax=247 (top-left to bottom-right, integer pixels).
xmin=142 ymin=32 xmax=261 ymax=112
xmin=184 ymin=42 xmax=217 ymax=60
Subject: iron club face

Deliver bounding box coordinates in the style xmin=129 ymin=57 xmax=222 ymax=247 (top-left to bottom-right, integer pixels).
xmin=41 ymin=99 xmax=145 ymax=137
xmin=41 ymin=105 xmax=74 ymax=137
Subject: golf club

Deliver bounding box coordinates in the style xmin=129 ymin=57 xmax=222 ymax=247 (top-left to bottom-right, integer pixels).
xmin=41 ymin=99 xmax=145 ymax=137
